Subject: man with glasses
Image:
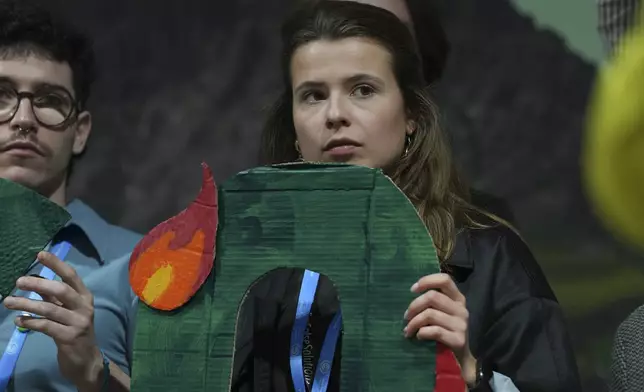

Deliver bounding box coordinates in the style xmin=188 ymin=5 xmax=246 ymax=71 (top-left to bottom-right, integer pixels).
xmin=0 ymin=1 xmax=139 ymax=391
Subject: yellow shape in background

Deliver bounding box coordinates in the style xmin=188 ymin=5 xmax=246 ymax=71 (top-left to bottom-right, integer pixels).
xmin=584 ymin=9 xmax=644 ymax=251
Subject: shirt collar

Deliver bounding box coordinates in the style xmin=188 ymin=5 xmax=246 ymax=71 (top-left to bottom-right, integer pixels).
xmin=63 ymin=199 xmax=109 ymax=264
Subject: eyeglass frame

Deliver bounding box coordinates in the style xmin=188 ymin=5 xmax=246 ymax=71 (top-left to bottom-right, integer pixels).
xmin=0 ymin=85 xmax=82 ymax=130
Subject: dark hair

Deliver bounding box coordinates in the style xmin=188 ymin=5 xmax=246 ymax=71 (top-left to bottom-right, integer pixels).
xmin=0 ymin=0 xmax=96 ymax=109
xmin=290 ymin=0 xmax=451 ymax=86
xmin=260 ymin=0 xmax=484 ymax=260
xmin=404 ymin=0 xmax=450 ymax=85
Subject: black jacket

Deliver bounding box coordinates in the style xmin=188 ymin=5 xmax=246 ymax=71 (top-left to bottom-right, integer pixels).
xmin=231 ymin=226 xmax=581 ymax=392
xmin=447 ymin=226 xmax=582 ymax=392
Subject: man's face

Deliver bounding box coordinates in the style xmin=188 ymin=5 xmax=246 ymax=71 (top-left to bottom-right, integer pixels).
xmin=0 ymin=54 xmax=91 ymax=196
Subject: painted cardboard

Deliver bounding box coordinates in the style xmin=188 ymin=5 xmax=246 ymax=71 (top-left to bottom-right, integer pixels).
xmin=130 ymin=163 xmax=445 ymax=391
xmin=0 ymin=178 xmax=70 ymax=300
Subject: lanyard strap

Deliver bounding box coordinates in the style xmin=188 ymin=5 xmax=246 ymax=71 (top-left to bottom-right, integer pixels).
xmin=290 ymin=270 xmax=342 ymax=392
xmin=0 ymin=241 xmax=71 ymax=391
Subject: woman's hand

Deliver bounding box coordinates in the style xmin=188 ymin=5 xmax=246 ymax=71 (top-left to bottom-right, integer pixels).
xmin=404 ymin=273 xmax=478 ymax=385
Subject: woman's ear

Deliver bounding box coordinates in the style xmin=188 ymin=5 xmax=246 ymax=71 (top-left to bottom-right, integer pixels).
xmin=406 ymin=119 xmax=417 ymax=136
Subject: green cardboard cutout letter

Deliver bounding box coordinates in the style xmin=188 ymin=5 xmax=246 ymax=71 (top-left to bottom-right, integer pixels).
xmin=0 ymin=178 xmax=71 ymax=300
xmin=130 ymin=163 xmax=440 ymax=391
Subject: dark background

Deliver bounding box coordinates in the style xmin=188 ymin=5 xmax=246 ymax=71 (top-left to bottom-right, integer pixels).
xmin=53 ymin=0 xmax=644 ymax=390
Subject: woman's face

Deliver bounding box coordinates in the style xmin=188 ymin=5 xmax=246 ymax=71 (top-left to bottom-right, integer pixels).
xmin=290 ymin=37 xmax=412 ymax=169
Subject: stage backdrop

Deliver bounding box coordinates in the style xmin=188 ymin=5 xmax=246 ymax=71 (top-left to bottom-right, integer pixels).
xmin=51 ymin=0 xmax=644 ymax=390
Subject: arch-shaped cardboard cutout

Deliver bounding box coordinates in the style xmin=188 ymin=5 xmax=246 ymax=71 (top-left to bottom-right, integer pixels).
xmin=0 ymin=178 xmax=70 ymax=300
xmin=130 ymin=163 xmax=442 ymax=391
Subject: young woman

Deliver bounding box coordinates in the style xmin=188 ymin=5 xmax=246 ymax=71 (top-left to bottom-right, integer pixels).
xmin=258 ymin=1 xmax=581 ymax=390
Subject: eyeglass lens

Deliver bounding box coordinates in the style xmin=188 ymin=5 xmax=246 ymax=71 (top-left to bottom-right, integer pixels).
xmin=0 ymin=86 xmax=74 ymax=127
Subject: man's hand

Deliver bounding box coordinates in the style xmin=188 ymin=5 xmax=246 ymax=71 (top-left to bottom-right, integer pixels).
xmin=3 ymin=251 xmax=105 ymax=390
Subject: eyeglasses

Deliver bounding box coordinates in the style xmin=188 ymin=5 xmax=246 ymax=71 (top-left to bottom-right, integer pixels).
xmin=0 ymin=85 xmax=79 ymax=128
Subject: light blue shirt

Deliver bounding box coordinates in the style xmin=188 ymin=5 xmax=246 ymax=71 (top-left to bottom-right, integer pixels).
xmin=0 ymin=199 xmax=140 ymax=391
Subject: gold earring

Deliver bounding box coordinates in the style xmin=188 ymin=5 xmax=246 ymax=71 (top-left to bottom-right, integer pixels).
xmin=403 ymin=134 xmax=412 ymax=157
xmin=403 ymin=119 xmax=417 ymax=157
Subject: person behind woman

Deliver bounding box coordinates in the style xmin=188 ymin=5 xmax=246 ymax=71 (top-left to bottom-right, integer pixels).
xmin=260 ymin=1 xmax=581 ymax=391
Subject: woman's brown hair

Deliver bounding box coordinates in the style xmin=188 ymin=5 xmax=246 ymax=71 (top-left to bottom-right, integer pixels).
xmin=260 ymin=0 xmax=495 ymax=261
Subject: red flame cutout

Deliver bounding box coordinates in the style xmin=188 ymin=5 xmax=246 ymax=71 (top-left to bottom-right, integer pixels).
xmin=128 ymin=162 xmax=218 ymax=311
xmin=435 ymin=342 xmax=467 ymax=391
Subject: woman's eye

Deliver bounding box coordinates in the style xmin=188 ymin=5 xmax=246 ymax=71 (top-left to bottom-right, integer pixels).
xmin=302 ymin=90 xmax=325 ymax=103
xmin=352 ymin=84 xmax=375 ymax=97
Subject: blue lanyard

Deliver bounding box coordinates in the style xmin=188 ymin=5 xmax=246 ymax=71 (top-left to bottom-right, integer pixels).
xmin=290 ymin=270 xmax=342 ymax=392
xmin=0 ymin=241 xmax=71 ymax=391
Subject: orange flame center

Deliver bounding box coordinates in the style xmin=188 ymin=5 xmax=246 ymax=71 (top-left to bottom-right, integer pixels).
xmin=131 ymin=229 xmax=205 ymax=310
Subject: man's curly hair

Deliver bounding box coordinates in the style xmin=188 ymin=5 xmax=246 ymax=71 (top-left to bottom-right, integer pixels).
xmin=0 ymin=0 xmax=96 ymax=109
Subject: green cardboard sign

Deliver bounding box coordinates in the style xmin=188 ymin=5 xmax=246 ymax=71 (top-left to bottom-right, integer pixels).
xmin=131 ymin=163 xmax=440 ymax=391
